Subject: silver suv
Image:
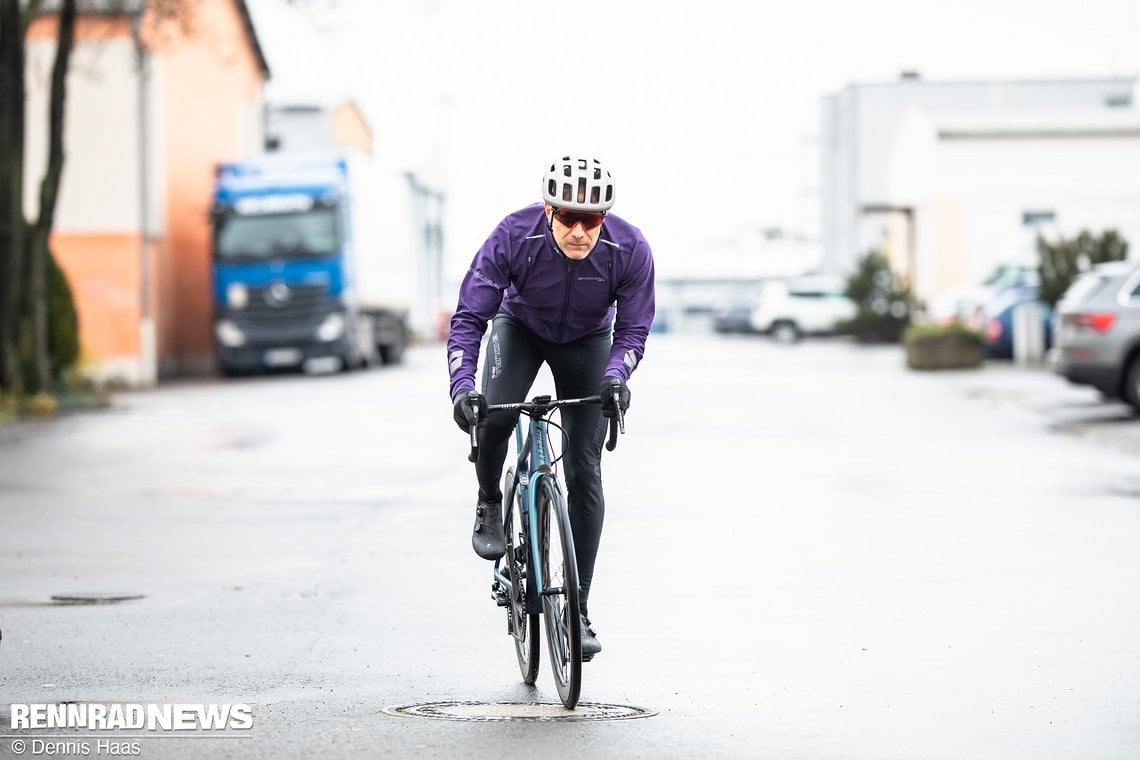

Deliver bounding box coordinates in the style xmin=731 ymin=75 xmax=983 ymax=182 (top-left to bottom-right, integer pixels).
xmin=1052 ymin=260 xmax=1140 ymax=411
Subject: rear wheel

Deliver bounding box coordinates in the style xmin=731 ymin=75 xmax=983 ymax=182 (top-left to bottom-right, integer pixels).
xmin=1123 ymin=355 xmax=1140 ymax=413
xmin=378 ymin=321 xmax=407 ymax=365
xmin=503 ymin=467 xmax=539 ymax=684
xmin=537 ymin=478 xmax=582 ymax=708
xmin=771 ymin=320 xmax=800 ymax=344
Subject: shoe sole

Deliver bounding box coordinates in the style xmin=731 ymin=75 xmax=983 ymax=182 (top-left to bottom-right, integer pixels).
xmin=474 ymin=548 xmax=506 ymax=561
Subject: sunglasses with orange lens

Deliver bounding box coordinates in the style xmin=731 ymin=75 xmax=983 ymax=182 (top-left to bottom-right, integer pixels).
xmin=552 ymin=208 xmax=606 ymax=231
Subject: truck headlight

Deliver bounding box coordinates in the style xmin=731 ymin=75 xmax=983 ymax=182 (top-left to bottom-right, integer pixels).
xmin=226 ymin=283 xmax=249 ymax=310
xmin=215 ymin=319 xmax=246 ymax=347
xmin=316 ymin=312 xmax=346 ymax=342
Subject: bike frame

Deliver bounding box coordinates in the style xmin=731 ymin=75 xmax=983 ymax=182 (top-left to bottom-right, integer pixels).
xmin=493 ymin=397 xmax=572 ymax=613
xmin=480 ymin=393 xmax=621 ymax=614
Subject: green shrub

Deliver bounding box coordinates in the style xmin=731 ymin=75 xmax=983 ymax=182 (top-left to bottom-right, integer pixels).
xmin=48 ymin=250 xmax=80 ymax=377
xmin=904 ymin=323 xmax=984 ymax=370
xmin=10 ymin=248 xmax=79 ymax=391
xmin=1038 ymin=229 xmax=1128 ymax=307
xmin=904 ymin=322 xmax=984 ymax=343
xmin=841 ymin=250 xmax=913 ymax=343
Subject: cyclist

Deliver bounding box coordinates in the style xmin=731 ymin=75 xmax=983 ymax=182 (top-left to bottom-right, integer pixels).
xmin=448 ymin=155 xmax=656 ymax=658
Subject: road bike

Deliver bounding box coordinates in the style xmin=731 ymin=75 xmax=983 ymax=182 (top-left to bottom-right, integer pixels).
xmin=466 ymin=390 xmax=623 ymax=709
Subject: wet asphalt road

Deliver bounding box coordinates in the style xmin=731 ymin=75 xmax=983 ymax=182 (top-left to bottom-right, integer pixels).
xmin=1 ymin=333 xmax=1139 ymax=760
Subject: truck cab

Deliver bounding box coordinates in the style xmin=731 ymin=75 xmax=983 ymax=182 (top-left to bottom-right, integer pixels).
xmin=210 ymin=153 xmax=407 ymax=375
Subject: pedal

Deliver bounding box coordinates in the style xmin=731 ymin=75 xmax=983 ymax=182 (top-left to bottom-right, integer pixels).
xmin=491 ymin=582 xmax=509 ymax=608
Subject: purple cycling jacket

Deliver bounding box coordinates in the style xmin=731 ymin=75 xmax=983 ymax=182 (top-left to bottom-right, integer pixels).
xmin=448 ymin=203 xmax=656 ymax=400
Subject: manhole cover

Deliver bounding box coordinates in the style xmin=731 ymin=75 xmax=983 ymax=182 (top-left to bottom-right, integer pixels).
xmin=383 ymin=701 xmax=656 ymax=722
xmin=50 ymin=593 xmax=145 ymax=605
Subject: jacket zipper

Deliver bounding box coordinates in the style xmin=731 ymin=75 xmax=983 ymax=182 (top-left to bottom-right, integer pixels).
xmin=556 ymin=259 xmax=574 ymax=343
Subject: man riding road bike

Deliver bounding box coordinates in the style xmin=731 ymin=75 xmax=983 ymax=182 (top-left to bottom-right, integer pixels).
xmin=447 ymin=155 xmax=656 ymax=658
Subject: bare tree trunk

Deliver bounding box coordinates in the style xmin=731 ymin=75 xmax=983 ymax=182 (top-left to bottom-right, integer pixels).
xmin=26 ymin=0 xmax=77 ymax=392
xmin=0 ymin=0 xmax=26 ymax=394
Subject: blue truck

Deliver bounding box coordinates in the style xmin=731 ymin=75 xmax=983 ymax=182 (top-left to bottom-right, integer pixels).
xmin=210 ymin=151 xmax=413 ymax=375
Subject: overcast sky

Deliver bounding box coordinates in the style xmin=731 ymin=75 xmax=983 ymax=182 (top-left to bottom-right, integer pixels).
xmin=249 ymin=0 xmax=1140 ymax=281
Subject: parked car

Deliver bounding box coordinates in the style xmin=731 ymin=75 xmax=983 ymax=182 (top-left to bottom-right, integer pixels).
xmin=981 ymin=286 xmax=1053 ymax=359
xmin=748 ymin=277 xmax=856 ymax=343
xmin=712 ymin=299 xmax=757 ymax=334
xmin=929 ymin=262 xmax=1040 ymax=327
xmin=1051 ymin=260 xmax=1140 ymax=411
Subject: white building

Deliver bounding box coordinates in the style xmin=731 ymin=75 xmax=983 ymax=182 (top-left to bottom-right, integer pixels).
xmin=248 ymin=0 xmax=446 ymax=340
xmin=820 ymin=75 xmax=1138 ymax=302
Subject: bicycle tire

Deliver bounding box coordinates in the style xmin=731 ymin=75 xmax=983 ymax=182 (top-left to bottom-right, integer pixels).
xmin=537 ymin=476 xmax=582 ymax=708
xmin=503 ymin=467 xmax=540 ymax=684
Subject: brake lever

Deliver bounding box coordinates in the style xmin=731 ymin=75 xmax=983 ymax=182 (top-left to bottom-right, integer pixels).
xmin=467 ymin=397 xmax=482 ymax=463
xmin=468 ymin=428 xmax=479 ymax=462
xmin=613 ymin=387 xmax=626 ymax=435
xmin=605 ymin=387 xmax=625 ymax=452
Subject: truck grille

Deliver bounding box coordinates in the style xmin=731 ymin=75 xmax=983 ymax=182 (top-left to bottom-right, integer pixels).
xmin=242 ymin=283 xmax=331 ymax=325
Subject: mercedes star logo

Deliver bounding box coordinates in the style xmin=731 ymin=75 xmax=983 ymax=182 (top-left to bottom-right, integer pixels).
xmin=264 ymin=282 xmax=292 ymax=308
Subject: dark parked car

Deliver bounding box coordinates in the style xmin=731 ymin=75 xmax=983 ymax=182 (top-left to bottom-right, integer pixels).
xmin=1052 ymin=260 xmax=1140 ymax=411
xmin=712 ymin=301 xmax=756 ymax=334
xmin=981 ymin=286 xmax=1053 ymax=359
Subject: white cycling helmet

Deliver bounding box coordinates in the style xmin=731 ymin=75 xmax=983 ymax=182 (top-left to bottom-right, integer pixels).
xmin=541 ymin=156 xmax=615 ymax=212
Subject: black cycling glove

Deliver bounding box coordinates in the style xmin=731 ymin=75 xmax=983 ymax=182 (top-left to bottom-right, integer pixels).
xmin=452 ymin=389 xmax=485 ymax=433
xmin=598 ymin=376 xmax=630 ymax=418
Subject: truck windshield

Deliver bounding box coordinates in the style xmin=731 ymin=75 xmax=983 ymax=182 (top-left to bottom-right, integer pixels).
xmin=215 ymin=208 xmax=340 ymax=259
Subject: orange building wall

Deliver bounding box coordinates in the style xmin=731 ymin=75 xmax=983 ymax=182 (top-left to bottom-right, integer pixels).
xmin=50 ymin=232 xmax=142 ymax=359
xmin=151 ymin=0 xmax=266 ymax=374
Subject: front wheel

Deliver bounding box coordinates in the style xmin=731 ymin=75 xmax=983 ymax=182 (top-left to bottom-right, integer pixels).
xmin=538 ymin=478 xmax=582 ymax=708
xmin=503 ymin=467 xmax=539 ymax=684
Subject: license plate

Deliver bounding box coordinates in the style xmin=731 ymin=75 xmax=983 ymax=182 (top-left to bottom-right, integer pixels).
xmin=263 ymin=348 xmax=303 ymax=367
